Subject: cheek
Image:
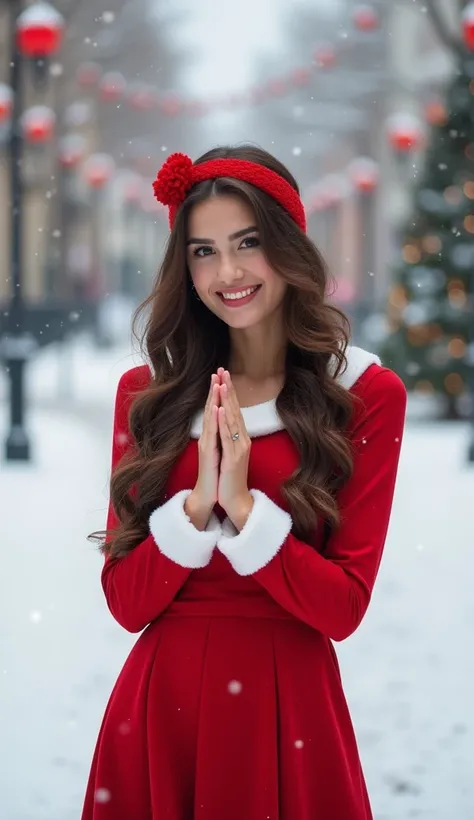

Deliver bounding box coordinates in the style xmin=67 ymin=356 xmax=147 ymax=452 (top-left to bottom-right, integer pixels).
xmin=258 ymin=263 xmax=287 ymax=302
xmin=189 ymin=265 xmax=214 ymax=303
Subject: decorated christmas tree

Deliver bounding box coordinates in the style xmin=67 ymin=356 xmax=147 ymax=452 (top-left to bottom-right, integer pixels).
xmin=382 ymin=6 xmax=474 ymax=420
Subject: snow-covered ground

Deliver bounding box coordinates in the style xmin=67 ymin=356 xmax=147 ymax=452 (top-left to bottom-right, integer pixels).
xmin=1 ymin=337 xmax=473 ymax=820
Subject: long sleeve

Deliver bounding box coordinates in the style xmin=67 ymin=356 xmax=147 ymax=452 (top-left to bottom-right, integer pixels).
xmin=217 ymin=368 xmax=407 ymax=641
xmin=101 ymin=368 xmax=221 ymax=633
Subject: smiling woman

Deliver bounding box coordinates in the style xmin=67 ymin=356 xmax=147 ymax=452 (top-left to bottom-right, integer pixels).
xmin=81 ymin=144 xmax=406 ymax=820
xmin=186 ymin=196 xmax=286 ymax=322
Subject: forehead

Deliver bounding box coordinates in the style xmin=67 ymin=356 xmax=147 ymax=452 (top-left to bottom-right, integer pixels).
xmin=187 ymin=195 xmax=256 ymax=238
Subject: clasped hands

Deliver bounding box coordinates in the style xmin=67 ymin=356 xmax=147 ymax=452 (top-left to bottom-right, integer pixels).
xmin=189 ymin=368 xmax=254 ymax=533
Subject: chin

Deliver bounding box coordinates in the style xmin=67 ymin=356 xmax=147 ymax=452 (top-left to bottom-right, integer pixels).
xmin=218 ymin=308 xmax=264 ymax=330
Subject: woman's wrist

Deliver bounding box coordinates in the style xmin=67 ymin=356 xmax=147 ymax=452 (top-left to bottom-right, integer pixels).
xmin=184 ymin=490 xmax=214 ymax=532
xmin=226 ymin=492 xmax=254 ymax=532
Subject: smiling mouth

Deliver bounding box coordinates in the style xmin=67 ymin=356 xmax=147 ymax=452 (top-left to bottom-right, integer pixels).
xmin=217 ymin=285 xmax=261 ymax=305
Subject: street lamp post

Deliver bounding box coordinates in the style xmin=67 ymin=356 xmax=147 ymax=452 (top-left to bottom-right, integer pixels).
xmin=3 ymin=0 xmax=31 ymax=461
xmin=1 ymin=0 xmax=64 ymax=462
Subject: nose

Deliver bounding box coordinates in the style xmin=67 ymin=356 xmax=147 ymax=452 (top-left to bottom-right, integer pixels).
xmin=216 ymin=256 xmax=245 ymax=287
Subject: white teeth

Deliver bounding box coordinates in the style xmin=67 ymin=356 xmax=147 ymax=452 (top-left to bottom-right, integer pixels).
xmin=220 ymin=286 xmax=258 ymax=300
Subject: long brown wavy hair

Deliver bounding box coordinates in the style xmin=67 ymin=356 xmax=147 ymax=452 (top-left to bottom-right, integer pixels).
xmin=96 ymin=144 xmax=355 ymax=559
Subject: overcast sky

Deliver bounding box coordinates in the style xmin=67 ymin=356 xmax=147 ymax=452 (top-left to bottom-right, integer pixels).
xmin=177 ymin=0 xmax=296 ymax=95
xmin=162 ymin=0 xmax=339 ymax=148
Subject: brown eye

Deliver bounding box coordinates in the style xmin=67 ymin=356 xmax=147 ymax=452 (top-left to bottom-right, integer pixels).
xmin=240 ymin=236 xmax=260 ymax=249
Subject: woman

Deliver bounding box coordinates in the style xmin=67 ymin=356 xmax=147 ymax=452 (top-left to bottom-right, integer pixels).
xmin=82 ymin=145 xmax=407 ymax=819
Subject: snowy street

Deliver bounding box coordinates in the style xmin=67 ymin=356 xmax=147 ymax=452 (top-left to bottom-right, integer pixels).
xmin=1 ymin=338 xmax=473 ymax=820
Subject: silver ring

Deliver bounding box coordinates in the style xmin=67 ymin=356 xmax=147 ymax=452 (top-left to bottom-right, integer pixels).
xmin=231 ymin=431 xmax=240 ymax=441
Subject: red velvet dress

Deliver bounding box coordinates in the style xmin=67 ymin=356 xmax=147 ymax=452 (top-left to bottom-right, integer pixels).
xmin=81 ymin=352 xmax=406 ymax=820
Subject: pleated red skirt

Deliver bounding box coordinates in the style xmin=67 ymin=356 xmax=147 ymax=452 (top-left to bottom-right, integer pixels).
xmin=81 ymin=592 xmax=372 ymax=820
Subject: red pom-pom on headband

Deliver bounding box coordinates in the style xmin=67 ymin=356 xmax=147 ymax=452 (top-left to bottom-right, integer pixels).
xmin=152 ymin=152 xmax=306 ymax=232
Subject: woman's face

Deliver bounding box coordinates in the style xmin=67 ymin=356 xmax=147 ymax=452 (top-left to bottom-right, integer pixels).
xmin=186 ymin=195 xmax=287 ymax=329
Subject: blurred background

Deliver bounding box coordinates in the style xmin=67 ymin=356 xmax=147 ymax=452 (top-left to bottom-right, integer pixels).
xmin=0 ymin=0 xmax=473 ymax=818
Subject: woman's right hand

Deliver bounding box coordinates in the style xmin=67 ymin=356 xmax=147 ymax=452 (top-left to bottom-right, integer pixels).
xmin=184 ymin=374 xmax=221 ymax=530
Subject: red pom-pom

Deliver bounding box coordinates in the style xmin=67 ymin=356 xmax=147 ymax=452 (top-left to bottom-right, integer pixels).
xmin=152 ymin=152 xmax=193 ymax=206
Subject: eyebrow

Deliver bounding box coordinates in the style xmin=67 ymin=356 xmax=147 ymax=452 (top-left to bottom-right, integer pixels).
xmin=186 ymin=225 xmax=258 ymax=246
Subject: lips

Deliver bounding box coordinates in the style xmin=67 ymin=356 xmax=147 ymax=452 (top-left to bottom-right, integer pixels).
xmin=217 ymin=285 xmax=259 ymax=299
xmin=216 ymin=284 xmax=262 ymax=308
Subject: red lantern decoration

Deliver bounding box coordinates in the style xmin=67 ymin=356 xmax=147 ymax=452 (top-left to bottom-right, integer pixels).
xmin=353 ymin=5 xmax=379 ymax=32
xmin=127 ymin=82 xmax=158 ymax=111
xmin=291 ymin=67 xmax=311 ymax=88
xmin=186 ymin=99 xmax=212 ymax=117
xmin=314 ymin=44 xmax=336 ymax=69
xmin=76 ymin=61 xmax=102 ymax=89
xmin=21 ymin=105 xmax=55 ymax=143
xmin=267 ymin=79 xmax=287 ymax=97
xmin=321 ymin=174 xmax=351 ymax=206
xmin=83 ymin=153 xmax=115 ymax=189
xmin=99 ymin=71 xmax=126 ymax=103
xmin=387 ymin=112 xmax=425 ymax=153
xmin=305 ymin=184 xmax=328 ymax=215
xmin=159 ymin=95 xmax=182 ymax=117
xmin=16 ymin=1 xmax=64 ymax=58
xmin=249 ymin=86 xmax=266 ymax=105
xmin=0 ymin=83 xmax=13 ymax=123
xmin=64 ymin=100 xmax=92 ymax=127
xmin=59 ymin=133 xmax=86 ymax=169
xmin=122 ymin=171 xmax=142 ymax=204
xmin=462 ymin=3 xmax=474 ymax=51
xmin=425 ymin=99 xmax=447 ymax=126
xmin=348 ymin=156 xmax=379 ymax=193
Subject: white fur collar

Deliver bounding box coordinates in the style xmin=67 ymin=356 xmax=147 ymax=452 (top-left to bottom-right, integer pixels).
xmin=189 ymin=345 xmax=381 ymax=439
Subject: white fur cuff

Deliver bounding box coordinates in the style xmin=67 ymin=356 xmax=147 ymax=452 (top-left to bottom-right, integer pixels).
xmin=149 ymin=490 xmax=221 ymax=568
xmin=217 ymin=489 xmax=292 ymax=576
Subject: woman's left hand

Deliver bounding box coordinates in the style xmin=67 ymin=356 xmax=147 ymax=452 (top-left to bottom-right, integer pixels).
xmin=217 ymin=370 xmax=254 ymax=531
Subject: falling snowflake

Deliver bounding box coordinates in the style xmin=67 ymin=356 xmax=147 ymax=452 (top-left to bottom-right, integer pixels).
xmin=227 ymin=680 xmax=242 ymax=695
xmin=294 ymin=739 xmax=304 ymax=749
xmin=102 ymin=11 xmax=115 ymax=24
xmin=95 ymin=788 xmax=111 ymax=804
xmin=29 ymin=610 xmax=42 ymax=624
xmin=292 ymin=146 xmax=302 ymax=156
xmin=69 ymin=311 xmax=80 ymax=322
xmin=49 ymin=63 xmax=63 ymax=78
xmin=52 ymin=229 xmax=61 ymax=238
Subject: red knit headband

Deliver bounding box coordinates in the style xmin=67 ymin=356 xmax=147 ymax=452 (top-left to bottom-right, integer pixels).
xmin=152 ymin=152 xmax=306 ymax=232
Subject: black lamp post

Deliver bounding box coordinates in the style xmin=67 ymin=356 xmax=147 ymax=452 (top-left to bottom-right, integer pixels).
xmin=1 ymin=0 xmax=64 ymax=462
